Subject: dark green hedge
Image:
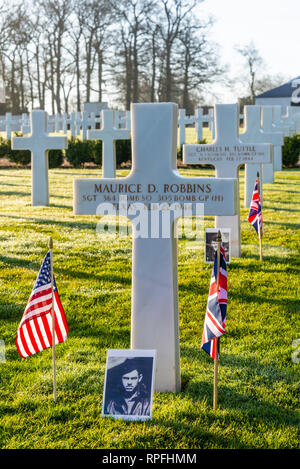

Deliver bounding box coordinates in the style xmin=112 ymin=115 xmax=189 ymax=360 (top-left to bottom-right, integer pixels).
xmin=282 ymin=135 xmax=300 ymax=167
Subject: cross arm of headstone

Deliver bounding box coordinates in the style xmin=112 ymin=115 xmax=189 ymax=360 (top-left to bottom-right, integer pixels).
xmin=88 ymin=109 xmax=130 ymax=141
xmin=12 ymin=110 xmax=67 ymax=152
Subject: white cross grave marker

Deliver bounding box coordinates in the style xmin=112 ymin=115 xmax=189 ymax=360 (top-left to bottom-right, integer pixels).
xmin=178 ymin=109 xmax=194 ymax=146
xmin=74 ymin=102 xmax=238 ymax=392
xmin=88 ymin=109 xmax=130 ymax=178
xmin=21 ymin=113 xmax=30 ymax=134
xmin=81 ymin=111 xmax=93 ymax=140
xmin=289 ymin=106 xmax=300 ymax=133
xmin=261 ymin=106 xmax=284 ymax=184
xmin=239 ymin=105 xmax=273 ymax=208
xmin=183 ymin=104 xmax=271 ymax=257
xmin=273 ymin=106 xmax=291 ymax=137
xmin=75 ymin=112 xmax=82 ymax=136
xmin=281 ymin=107 xmax=296 ymax=135
xmin=5 ymin=113 xmax=14 ymax=139
xmin=272 ymin=106 xmax=291 ymax=171
xmin=194 ymin=108 xmax=205 ymax=141
xmin=12 ymin=110 xmax=67 ymax=206
xmin=208 ymin=108 xmax=215 ymax=139
xmin=54 ymin=113 xmax=64 ymax=133
xmin=63 ymin=112 xmax=76 ymax=137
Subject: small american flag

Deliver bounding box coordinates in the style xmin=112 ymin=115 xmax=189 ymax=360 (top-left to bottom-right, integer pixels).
xmin=248 ymin=178 xmax=262 ymax=237
xmin=16 ymin=251 xmax=68 ymax=358
xmin=201 ymin=243 xmax=227 ymax=359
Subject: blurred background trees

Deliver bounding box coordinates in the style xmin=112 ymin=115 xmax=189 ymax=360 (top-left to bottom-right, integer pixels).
xmin=0 ymin=0 xmax=225 ymax=113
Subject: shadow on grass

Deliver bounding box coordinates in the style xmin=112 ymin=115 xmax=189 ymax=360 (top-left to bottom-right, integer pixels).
xmin=0 ymin=190 xmax=31 ymax=197
xmin=269 ymin=207 xmax=300 ymax=213
xmin=264 ymin=221 xmax=300 ymax=229
xmin=0 ymin=214 xmax=96 ymax=231
xmin=179 ymin=346 xmax=298 ymax=422
xmin=0 ymin=253 xmax=132 ymax=285
xmin=49 ymin=203 xmax=72 ymax=210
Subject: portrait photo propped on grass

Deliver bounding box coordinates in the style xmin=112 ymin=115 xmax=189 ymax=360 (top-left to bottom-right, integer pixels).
xmin=102 ymin=349 xmax=156 ymax=421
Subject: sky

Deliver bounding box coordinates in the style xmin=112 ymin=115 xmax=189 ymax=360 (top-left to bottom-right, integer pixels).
xmin=196 ymin=0 xmax=300 ymax=103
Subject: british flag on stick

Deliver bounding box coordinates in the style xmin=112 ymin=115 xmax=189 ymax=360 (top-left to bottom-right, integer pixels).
xmin=201 ymin=242 xmax=227 ymax=360
xmin=16 ymin=251 xmax=68 ymax=359
xmin=248 ymin=177 xmax=263 ymax=238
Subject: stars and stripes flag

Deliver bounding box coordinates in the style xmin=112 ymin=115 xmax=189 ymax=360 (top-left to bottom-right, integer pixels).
xmin=16 ymin=251 xmax=68 ymax=359
xmin=201 ymin=243 xmax=227 ymax=360
xmin=248 ymin=178 xmax=262 ymax=237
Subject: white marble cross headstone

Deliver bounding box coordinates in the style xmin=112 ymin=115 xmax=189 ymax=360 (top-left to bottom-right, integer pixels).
xmin=239 ymin=106 xmax=269 ymax=207
xmin=54 ymin=113 xmax=64 ymax=133
xmin=194 ymin=108 xmax=205 ymax=141
xmin=289 ymin=106 xmax=300 ymax=133
xmin=63 ymin=112 xmax=76 ymax=137
xmin=281 ymin=107 xmax=296 ymax=135
xmin=178 ymin=109 xmax=194 ymax=146
xmin=272 ymin=106 xmax=290 ymax=171
xmin=5 ymin=112 xmax=14 ymax=139
xmin=81 ymin=111 xmax=92 ymax=140
xmin=75 ymin=112 xmax=82 ymax=136
xmin=88 ymin=109 xmax=130 ymax=178
xmin=261 ymin=106 xmax=284 ymax=183
xmin=12 ymin=110 xmax=67 ymax=206
xmin=272 ymin=106 xmax=291 ymax=137
xmin=183 ymin=104 xmax=271 ymax=257
xmin=74 ymin=102 xmax=238 ymax=392
xmin=208 ymin=108 xmax=215 ymax=139
xmin=21 ymin=113 xmax=30 ymax=135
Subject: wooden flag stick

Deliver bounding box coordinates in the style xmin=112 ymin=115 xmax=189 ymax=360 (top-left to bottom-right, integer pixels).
xmin=257 ymin=172 xmax=263 ymax=261
xmin=213 ymin=230 xmax=222 ymax=410
xmin=49 ymin=237 xmax=56 ymax=402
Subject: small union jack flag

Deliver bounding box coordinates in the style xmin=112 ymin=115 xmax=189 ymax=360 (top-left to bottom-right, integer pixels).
xmin=248 ymin=178 xmax=262 ymax=237
xmin=16 ymin=251 xmax=68 ymax=358
xmin=201 ymin=243 xmax=227 ymax=360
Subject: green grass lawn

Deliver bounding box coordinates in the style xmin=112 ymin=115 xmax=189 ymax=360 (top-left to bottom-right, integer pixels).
xmin=0 ymin=166 xmax=299 ymax=449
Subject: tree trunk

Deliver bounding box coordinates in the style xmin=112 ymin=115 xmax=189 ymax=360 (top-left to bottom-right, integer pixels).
xmin=151 ymin=30 xmax=157 ymax=102
xmin=76 ymin=41 xmax=81 ymax=111
xmin=56 ymin=35 xmax=62 ymax=113
xmin=97 ymin=49 xmax=103 ymax=102
xmin=165 ymin=44 xmax=172 ymax=102
xmin=132 ymin=31 xmax=139 ymax=102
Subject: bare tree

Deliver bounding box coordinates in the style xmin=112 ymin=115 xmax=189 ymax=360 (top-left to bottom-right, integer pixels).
xmin=68 ymin=0 xmax=86 ymax=111
xmin=80 ymin=0 xmax=112 ymax=104
xmin=39 ymin=0 xmax=72 ymax=113
xmin=235 ymin=42 xmax=264 ymax=104
xmin=176 ymin=17 xmax=223 ymax=113
xmin=157 ymin=0 xmax=201 ymax=102
xmin=110 ymin=0 xmax=153 ymax=108
xmin=0 ymin=4 xmax=33 ymax=112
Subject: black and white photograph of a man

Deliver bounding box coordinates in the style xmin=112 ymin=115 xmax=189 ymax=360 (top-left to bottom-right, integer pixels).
xmin=205 ymin=228 xmax=230 ymax=263
xmin=102 ymin=350 xmax=156 ymax=421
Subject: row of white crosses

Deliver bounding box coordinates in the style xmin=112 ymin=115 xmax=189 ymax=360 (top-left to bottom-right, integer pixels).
xmin=177 ymin=108 xmax=214 ymax=145
xmin=9 ymin=103 xmax=296 ymax=212
xmin=10 ymin=108 xmax=131 ymax=205
xmin=3 ymin=104 xmax=299 ymax=144
xmin=0 ymin=110 xmax=130 ymax=139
